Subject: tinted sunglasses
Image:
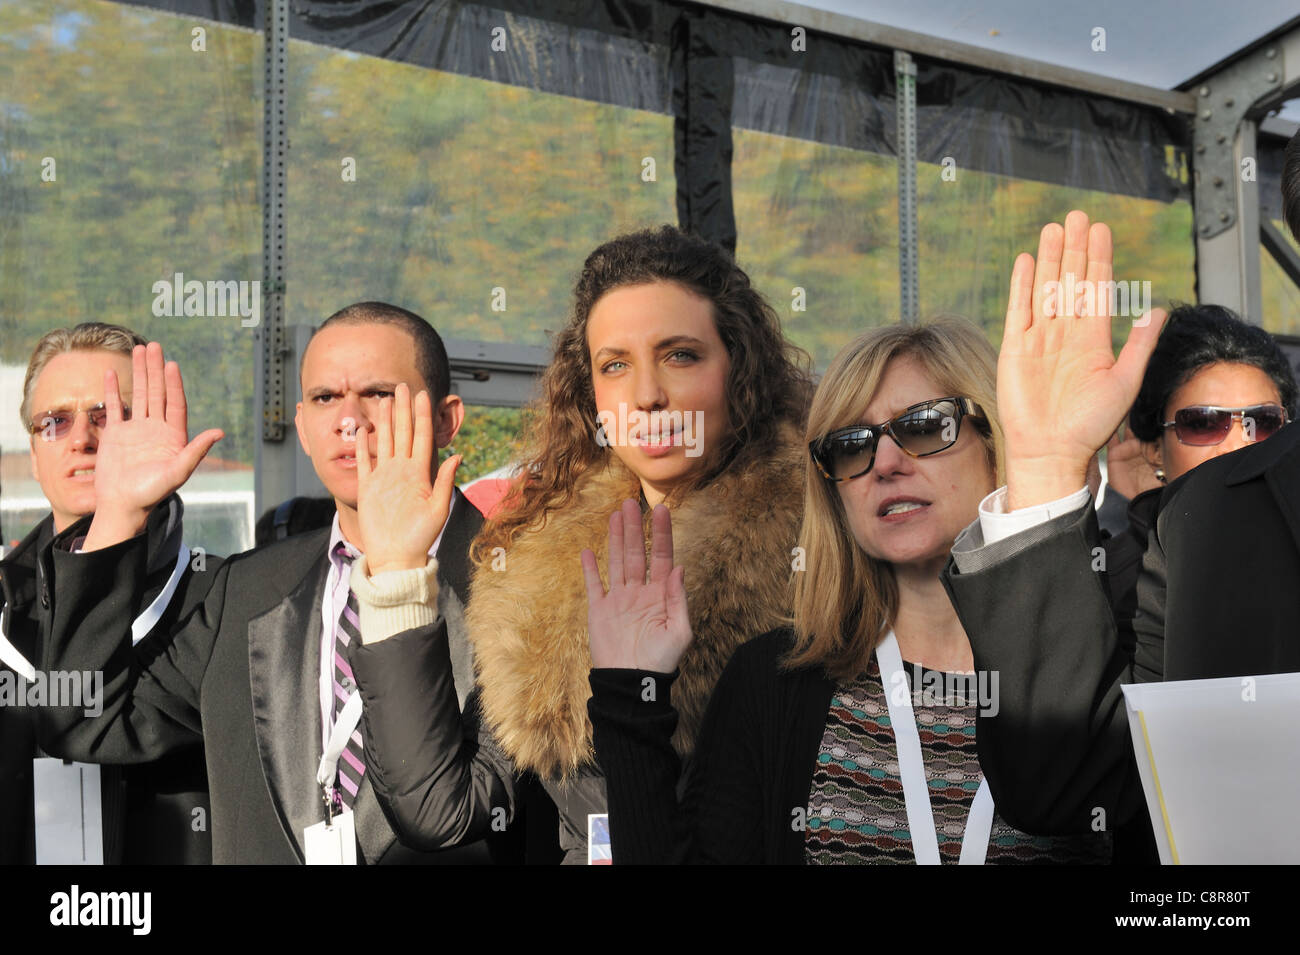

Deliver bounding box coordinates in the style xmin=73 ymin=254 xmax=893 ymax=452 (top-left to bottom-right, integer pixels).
xmin=810 ymin=397 xmax=988 ymax=483
xmin=1161 ymin=404 xmax=1288 ymax=446
xmin=27 ymin=403 xmax=131 ymax=440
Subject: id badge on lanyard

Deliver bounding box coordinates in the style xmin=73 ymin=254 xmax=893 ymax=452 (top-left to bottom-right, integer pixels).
xmin=305 ymin=690 xmax=363 ymax=864
xmin=7 ymin=597 xmax=106 ymax=865
xmin=5 ymin=543 xmax=188 ymax=865
xmin=876 ymin=631 xmax=994 ymax=865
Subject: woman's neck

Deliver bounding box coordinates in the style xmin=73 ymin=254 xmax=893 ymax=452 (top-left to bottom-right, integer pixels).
xmin=640 ymin=479 xmax=667 ymax=510
xmin=890 ymin=556 xmax=973 ymax=673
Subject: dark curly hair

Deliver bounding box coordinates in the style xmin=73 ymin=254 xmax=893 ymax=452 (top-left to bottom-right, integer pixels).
xmin=1128 ymin=303 xmax=1298 ymax=442
xmin=473 ymin=224 xmax=813 ymax=561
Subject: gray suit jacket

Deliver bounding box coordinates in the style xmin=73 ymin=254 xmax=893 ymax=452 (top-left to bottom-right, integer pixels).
xmin=941 ymin=422 xmax=1300 ymax=835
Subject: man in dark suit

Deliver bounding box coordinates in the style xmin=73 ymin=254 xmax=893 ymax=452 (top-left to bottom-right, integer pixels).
xmin=939 ymin=210 xmax=1300 ymax=839
xmin=37 ymin=303 xmax=509 ymax=863
xmin=2 ymin=322 xmax=211 ymax=865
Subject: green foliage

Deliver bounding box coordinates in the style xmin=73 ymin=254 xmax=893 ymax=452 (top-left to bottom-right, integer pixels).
xmin=734 ymin=130 xmax=1196 ymax=367
xmin=1 ymin=0 xmax=1215 ymax=484
xmin=1 ymin=1 xmax=259 ymax=464
xmin=454 ymin=405 xmax=525 ymax=484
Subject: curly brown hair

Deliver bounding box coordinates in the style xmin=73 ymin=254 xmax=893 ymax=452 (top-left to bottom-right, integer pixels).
xmin=472 ymin=224 xmax=813 ymax=563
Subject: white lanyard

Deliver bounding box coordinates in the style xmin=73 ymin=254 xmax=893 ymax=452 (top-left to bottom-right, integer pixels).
xmin=316 ymin=689 xmax=363 ymax=790
xmin=131 ymin=543 xmax=189 ymax=645
xmin=0 ymin=542 xmax=188 ymax=680
xmin=876 ymin=631 xmax=994 ymax=865
xmin=0 ymin=603 xmax=36 ymax=681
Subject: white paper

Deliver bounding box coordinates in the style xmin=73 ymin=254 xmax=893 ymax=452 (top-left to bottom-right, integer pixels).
xmin=1121 ymin=672 xmax=1300 ymax=864
xmin=33 ymin=758 xmax=104 ymax=865
xmin=304 ymin=811 xmax=357 ymax=865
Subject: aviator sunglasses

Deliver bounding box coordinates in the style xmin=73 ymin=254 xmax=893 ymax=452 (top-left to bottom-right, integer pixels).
xmin=1161 ymin=403 xmax=1288 ymax=446
xmin=810 ymin=396 xmax=988 ymax=483
xmin=27 ymin=403 xmax=131 ymax=440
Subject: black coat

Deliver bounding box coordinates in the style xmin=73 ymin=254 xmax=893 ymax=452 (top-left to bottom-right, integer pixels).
xmin=38 ymin=492 xmax=502 ymax=864
xmin=940 ymin=422 xmax=1300 ymax=836
xmin=349 ymin=626 xmax=829 ymax=864
xmin=1 ymin=501 xmax=212 ymax=864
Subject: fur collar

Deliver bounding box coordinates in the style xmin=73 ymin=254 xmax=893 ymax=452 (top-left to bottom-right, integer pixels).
xmin=467 ymin=425 xmax=805 ymax=781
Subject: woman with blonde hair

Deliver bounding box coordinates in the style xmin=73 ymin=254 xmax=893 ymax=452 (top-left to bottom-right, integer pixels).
xmin=584 ymin=315 xmax=1112 ymax=863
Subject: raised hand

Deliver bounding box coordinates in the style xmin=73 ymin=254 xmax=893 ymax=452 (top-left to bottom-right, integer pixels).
xmin=83 ymin=343 xmax=224 ymax=551
xmin=998 ymin=210 xmax=1167 ymax=509
xmin=1104 ymin=426 xmax=1163 ymax=499
xmin=355 ymin=382 xmax=460 ymax=575
xmin=582 ymin=500 xmax=691 ymax=674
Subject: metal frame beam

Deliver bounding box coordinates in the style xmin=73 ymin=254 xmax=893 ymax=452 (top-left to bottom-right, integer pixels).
xmin=444 ymin=339 xmax=551 ymax=408
xmin=1262 ymin=219 xmax=1300 ymax=288
xmin=254 ymin=0 xmax=304 ymax=518
xmin=696 ymin=0 xmax=1196 ymax=113
xmin=1193 ymin=27 xmax=1300 ymax=321
xmin=895 ymin=50 xmax=919 ymax=323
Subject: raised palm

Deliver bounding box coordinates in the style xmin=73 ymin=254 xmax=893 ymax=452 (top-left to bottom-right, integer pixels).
xmin=583 ymin=499 xmax=692 ymax=674
xmin=89 ymin=343 xmax=224 ymax=541
xmin=998 ymin=211 xmax=1167 ymax=508
xmin=355 ymin=384 xmax=459 ymax=574
xmin=1105 ymin=426 xmax=1163 ymax=499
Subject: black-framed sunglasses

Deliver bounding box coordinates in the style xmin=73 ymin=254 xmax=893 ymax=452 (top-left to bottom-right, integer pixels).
xmin=1161 ymin=403 xmax=1288 ymax=446
xmin=27 ymin=403 xmax=131 ymax=440
xmin=809 ymin=397 xmax=988 ymax=483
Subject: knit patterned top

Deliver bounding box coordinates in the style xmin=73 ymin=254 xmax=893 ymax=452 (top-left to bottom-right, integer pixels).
xmin=805 ymin=656 xmax=1112 ymax=864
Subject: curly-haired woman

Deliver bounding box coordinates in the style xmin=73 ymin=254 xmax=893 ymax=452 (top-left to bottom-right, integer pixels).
xmin=347 ymin=225 xmax=813 ymax=863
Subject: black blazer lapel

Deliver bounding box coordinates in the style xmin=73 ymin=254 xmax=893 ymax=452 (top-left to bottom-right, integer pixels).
xmin=437 ymin=489 xmax=485 ymax=608
xmin=438 ymin=490 xmax=484 ymax=710
xmin=248 ymin=543 xmax=328 ymax=862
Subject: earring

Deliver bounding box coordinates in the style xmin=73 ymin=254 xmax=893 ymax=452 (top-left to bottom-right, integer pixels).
xmin=1155 ymin=467 xmax=1166 ymax=483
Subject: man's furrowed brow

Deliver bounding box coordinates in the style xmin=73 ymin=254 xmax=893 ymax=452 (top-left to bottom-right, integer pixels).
xmin=305 ymin=380 xmax=400 ymax=397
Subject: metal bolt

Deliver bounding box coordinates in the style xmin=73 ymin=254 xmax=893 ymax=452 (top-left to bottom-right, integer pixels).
xmin=1201 ymin=224 xmax=1212 ymax=235
xmin=1213 ymin=176 xmax=1224 ymax=187
xmin=1196 ymin=144 xmax=1206 ymax=154
xmin=1217 ymin=134 xmax=1227 ymax=144
xmin=1200 ymin=86 xmax=1211 ymax=96
xmin=1266 ymin=48 xmax=1276 ymax=59
xmin=1220 ymin=212 xmax=1230 ymax=223
xmin=1268 ymin=73 xmax=1278 ymax=83
xmin=1225 ymin=97 xmax=1234 ymax=107
xmin=1202 ymin=109 xmax=1212 ymax=120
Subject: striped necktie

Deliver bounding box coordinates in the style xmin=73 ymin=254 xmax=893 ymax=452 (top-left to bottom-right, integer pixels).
xmin=332 ymin=545 xmax=366 ymax=810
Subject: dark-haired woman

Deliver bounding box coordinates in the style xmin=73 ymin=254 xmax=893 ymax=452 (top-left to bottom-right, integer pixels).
xmin=1084 ymin=304 xmax=1295 ymax=863
xmin=348 ymin=225 xmax=813 ymax=863
xmin=1100 ymin=303 xmax=1296 ymax=631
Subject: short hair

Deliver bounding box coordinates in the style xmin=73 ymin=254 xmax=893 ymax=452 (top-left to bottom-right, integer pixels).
xmin=786 ymin=316 xmax=1003 ymax=682
xmin=1128 ymin=303 xmax=1299 ymax=442
xmin=21 ymin=322 xmax=147 ymax=427
xmin=1284 ymin=129 xmax=1300 ymax=244
xmin=301 ymin=302 xmax=451 ymax=403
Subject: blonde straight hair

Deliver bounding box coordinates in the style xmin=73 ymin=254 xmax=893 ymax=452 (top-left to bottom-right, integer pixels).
xmin=21 ymin=322 xmax=146 ymax=427
xmin=785 ymin=316 xmax=1004 ymax=682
